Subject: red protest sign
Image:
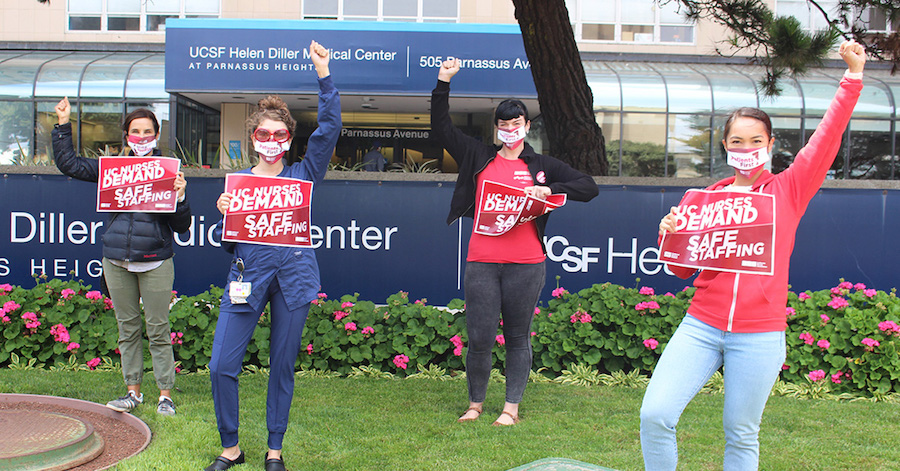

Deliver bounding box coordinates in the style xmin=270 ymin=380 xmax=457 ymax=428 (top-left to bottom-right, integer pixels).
xmin=474 ymin=180 xmax=567 ymax=236
xmin=222 ymin=173 xmax=313 ymax=247
xmin=659 ymin=189 xmax=775 ymax=275
xmin=97 ymin=156 xmax=181 ymax=213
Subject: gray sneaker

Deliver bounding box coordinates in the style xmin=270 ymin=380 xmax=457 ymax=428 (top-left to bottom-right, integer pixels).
xmin=106 ymin=391 xmax=143 ymax=412
xmin=156 ymin=397 xmax=176 ymax=416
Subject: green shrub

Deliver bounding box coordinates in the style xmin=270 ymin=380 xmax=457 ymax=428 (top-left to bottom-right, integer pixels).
xmin=2 ymin=276 xmax=899 ymax=397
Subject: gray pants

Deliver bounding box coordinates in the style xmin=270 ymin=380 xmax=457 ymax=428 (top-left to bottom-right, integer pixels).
xmin=463 ymin=261 xmax=545 ymax=404
xmin=103 ymin=257 xmax=176 ymax=391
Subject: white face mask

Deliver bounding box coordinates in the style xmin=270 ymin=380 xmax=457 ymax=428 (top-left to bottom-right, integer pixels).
xmin=254 ymin=140 xmax=291 ymax=164
xmin=726 ymin=146 xmax=770 ymax=177
xmin=127 ymin=135 xmax=157 ymax=157
xmin=497 ymin=126 xmax=528 ymax=149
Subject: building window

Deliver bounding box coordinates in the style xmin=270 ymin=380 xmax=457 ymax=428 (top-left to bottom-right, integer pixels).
xmin=302 ymin=0 xmax=458 ymax=22
xmin=66 ymin=0 xmax=220 ymax=32
xmin=565 ymin=0 xmax=695 ymax=44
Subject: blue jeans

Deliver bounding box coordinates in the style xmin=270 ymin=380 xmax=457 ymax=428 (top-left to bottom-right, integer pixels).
xmin=640 ymin=315 xmax=785 ymax=471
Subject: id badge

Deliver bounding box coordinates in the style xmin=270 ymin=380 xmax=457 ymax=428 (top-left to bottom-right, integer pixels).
xmin=229 ymin=281 xmax=251 ymax=304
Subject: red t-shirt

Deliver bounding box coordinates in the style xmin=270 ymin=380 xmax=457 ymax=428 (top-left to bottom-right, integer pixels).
xmin=467 ymin=155 xmax=545 ymax=263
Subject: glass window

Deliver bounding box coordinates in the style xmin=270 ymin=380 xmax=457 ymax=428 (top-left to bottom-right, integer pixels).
xmin=145 ymin=0 xmax=179 ymax=13
xmin=0 ymin=53 xmax=66 ymax=99
xmin=776 ymin=0 xmax=839 ymax=31
xmin=108 ymin=17 xmax=140 ymax=31
xmin=847 ymin=120 xmax=893 ymax=179
xmin=597 ymin=111 xmax=622 ymax=175
xmin=344 ymin=0 xmax=377 ymax=17
xmin=36 ymin=101 xmax=61 ymax=165
xmin=618 ymin=113 xmax=667 ymax=176
xmin=769 ymin=117 xmax=803 ymax=175
xmin=611 ymin=63 xmax=666 ymax=112
xmin=108 ymin=0 xmax=140 ymax=13
xmin=69 ymin=16 xmax=101 ymax=30
xmin=79 ymin=102 xmax=125 ymax=156
xmin=423 ymin=0 xmax=457 ymax=19
xmin=804 ymin=116 xmax=847 ymax=178
xmin=756 ymin=74 xmax=804 ymax=116
xmin=655 ymin=64 xmax=712 ymax=114
xmin=668 ymin=114 xmax=711 ymax=177
xmin=304 ymin=0 xmax=339 ymax=17
xmin=81 ymin=54 xmax=147 ymax=98
xmin=691 ymin=65 xmax=758 ymax=112
xmin=125 ymin=55 xmax=167 ymax=99
xmin=570 ymin=0 xmax=693 ymax=43
xmin=0 ymin=101 xmax=34 ymax=165
xmin=35 ymin=54 xmax=107 ymax=98
xmin=383 ymin=0 xmax=416 ymax=17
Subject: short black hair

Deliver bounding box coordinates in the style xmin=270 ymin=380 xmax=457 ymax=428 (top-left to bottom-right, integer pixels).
xmin=494 ymin=99 xmax=528 ymax=123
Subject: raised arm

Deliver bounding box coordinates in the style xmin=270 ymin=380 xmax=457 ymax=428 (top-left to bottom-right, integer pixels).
xmin=779 ymin=40 xmax=865 ymax=207
xmin=431 ymin=58 xmax=490 ymax=164
xmin=297 ymin=40 xmax=341 ymax=185
xmin=52 ymin=97 xmax=100 ymax=182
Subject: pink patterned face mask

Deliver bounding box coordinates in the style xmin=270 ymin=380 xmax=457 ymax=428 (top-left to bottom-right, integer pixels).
xmin=127 ymin=135 xmax=157 ymax=156
xmin=726 ymin=147 xmax=770 ymax=178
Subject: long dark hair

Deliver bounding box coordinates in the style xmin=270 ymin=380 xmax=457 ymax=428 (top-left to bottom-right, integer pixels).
xmin=723 ymin=107 xmax=772 ymax=139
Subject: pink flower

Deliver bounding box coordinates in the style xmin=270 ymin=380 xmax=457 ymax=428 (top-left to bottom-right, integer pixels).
xmin=24 ymin=320 xmax=41 ymax=330
xmin=878 ymin=320 xmax=900 ymax=333
xmin=3 ymin=300 xmax=21 ymax=313
xmin=838 ymin=281 xmax=853 ymax=290
xmin=635 ymin=302 xmax=647 ymax=311
xmin=318 ymin=292 xmax=327 ymax=299
xmin=0 ymin=283 xmax=12 ymax=294
xmin=861 ymin=337 xmax=880 ymax=350
xmin=570 ymin=313 xmax=579 ymax=323
xmin=495 ymin=334 xmax=505 ymax=346
xmin=170 ymin=332 xmax=184 ymax=345
xmin=827 ymin=297 xmax=849 ymax=310
xmin=175 ymin=366 xmax=182 ymax=373
xmin=643 ymin=338 xmax=659 ymax=350
xmin=830 ymin=287 xmax=843 ymax=296
xmin=530 ymin=331 xmax=536 ymax=336
xmin=798 ymin=292 xmax=811 ymax=301
xmin=664 ymin=292 xmax=675 ymax=297
xmin=782 ymin=363 xmax=790 ymax=371
xmin=66 ymin=342 xmax=80 ymax=351
xmin=50 ymin=324 xmax=70 ymax=343
xmin=60 ymin=288 xmax=76 ymax=300
xmin=306 ymin=344 xmax=313 ymax=354
xmin=393 ymin=354 xmax=409 ymax=370
xmin=333 ymin=311 xmax=349 ymax=321
xmin=820 ymin=314 xmax=830 ymax=324
xmin=808 ymin=369 xmax=826 ymax=382
xmin=534 ymin=307 xmax=540 ymax=316
xmin=831 ymin=371 xmax=844 ymax=384
xmin=570 ymin=311 xmax=592 ymax=323
xmin=103 ymin=298 xmax=114 ymax=310
xmin=341 ymin=301 xmax=354 ymax=309
xmin=344 ymin=322 xmax=357 ymax=331
xmin=551 ymin=287 xmax=568 ymax=298
xmin=639 ymin=287 xmax=655 ymax=296
xmin=450 ymin=335 xmax=463 ymax=347
xmin=1 ymin=316 xmax=9 ymax=323
xmin=864 ymin=289 xmax=877 ymax=298
xmin=785 ymin=307 xmax=796 ymax=318
xmin=817 ymin=339 xmax=830 ymax=350
xmin=854 ymin=283 xmax=866 ymax=291
xmin=21 ymin=311 xmax=38 ymax=322
xmin=646 ymin=301 xmax=660 ymax=310
xmin=114 ymin=348 xmax=120 ymax=354
xmin=86 ymin=358 xmax=101 ymax=370
xmin=580 ymin=313 xmax=592 ymax=323
xmin=85 ymin=290 xmax=102 ymax=301
xmin=362 ymin=326 xmax=374 ymax=335
xmin=799 ymin=332 xmax=815 ymax=345
xmin=453 ymin=346 xmax=463 ymax=356
xmin=310 ymin=299 xmax=320 ymax=305
xmin=681 ymin=286 xmax=691 ymax=292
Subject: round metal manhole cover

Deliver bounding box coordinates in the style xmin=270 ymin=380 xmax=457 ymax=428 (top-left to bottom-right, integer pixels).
xmin=0 ymin=410 xmax=104 ymax=471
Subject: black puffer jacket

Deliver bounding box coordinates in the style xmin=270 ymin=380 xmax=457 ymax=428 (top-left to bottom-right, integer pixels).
xmin=52 ymin=122 xmax=192 ymax=262
xmin=431 ymin=79 xmax=599 ymax=249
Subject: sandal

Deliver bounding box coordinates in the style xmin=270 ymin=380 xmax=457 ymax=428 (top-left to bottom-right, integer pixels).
xmin=457 ymin=405 xmax=483 ymax=422
xmin=492 ymin=410 xmax=520 ymax=426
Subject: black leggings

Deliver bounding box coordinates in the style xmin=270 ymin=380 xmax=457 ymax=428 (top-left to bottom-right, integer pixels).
xmin=463 ymin=261 xmax=545 ymax=403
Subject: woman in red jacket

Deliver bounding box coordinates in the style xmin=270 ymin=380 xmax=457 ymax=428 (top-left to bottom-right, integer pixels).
xmin=640 ymin=41 xmax=866 ymax=470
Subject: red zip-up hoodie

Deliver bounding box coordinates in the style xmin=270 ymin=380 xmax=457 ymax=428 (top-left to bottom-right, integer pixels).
xmin=666 ymin=75 xmax=862 ymax=333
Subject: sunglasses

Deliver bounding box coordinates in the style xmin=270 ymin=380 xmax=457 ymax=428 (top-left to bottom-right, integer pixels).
xmin=253 ymin=128 xmax=291 ymax=143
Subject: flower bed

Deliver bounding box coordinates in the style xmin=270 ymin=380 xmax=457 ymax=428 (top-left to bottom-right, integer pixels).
xmin=1 ymin=276 xmax=897 ymax=397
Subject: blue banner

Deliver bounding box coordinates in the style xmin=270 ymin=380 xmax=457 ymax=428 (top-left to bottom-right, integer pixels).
xmin=1 ymin=174 xmax=898 ymax=303
xmin=165 ymin=19 xmax=537 ymax=97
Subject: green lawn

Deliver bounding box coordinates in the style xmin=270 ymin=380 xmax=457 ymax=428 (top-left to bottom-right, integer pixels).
xmin=1 ymin=369 xmax=898 ymax=470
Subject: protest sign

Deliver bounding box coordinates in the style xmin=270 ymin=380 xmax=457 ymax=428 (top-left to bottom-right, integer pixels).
xmin=660 ymin=189 xmax=775 ymax=275
xmin=222 ymin=173 xmax=313 ymax=247
xmin=97 ymin=156 xmax=181 ymax=213
xmin=474 ymin=180 xmax=567 ymax=236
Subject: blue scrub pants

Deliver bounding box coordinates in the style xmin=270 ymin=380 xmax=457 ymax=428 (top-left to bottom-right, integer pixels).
xmin=209 ymin=278 xmax=310 ymax=450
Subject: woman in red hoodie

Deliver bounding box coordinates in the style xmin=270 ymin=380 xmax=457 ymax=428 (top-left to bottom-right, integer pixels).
xmin=640 ymin=40 xmax=866 ymax=470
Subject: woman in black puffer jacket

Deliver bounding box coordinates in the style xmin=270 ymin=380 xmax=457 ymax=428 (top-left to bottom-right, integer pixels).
xmin=52 ymin=97 xmax=191 ymax=417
